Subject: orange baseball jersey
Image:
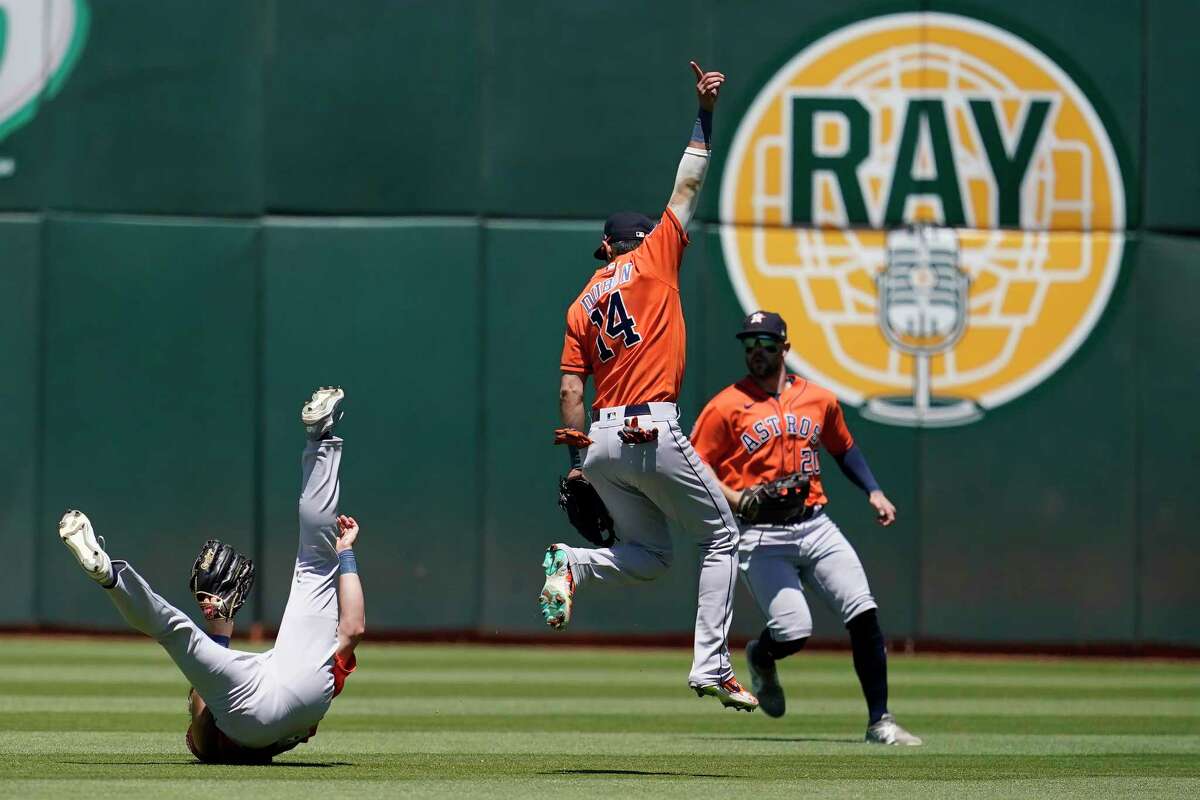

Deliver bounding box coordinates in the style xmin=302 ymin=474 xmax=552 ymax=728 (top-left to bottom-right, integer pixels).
xmin=560 ymin=208 xmax=689 ymax=409
xmin=691 ymin=375 xmax=854 ymax=507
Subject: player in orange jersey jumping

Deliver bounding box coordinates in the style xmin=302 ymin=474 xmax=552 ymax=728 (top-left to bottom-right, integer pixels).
xmin=690 ymin=311 xmax=922 ymax=744
xmin=540 ymin=62 xmax=757 ymax=712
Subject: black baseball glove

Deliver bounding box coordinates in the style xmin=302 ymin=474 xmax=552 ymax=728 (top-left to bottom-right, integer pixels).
xmin=736 ymin=472 xmax=811 ymax=525
xmin=557 ymin=474 xmax=617 ymax=547
xmin=189 ymin=539 xmax=255 ymax=621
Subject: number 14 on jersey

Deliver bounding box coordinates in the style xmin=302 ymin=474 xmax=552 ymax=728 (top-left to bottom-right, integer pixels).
xmin=589 ymin=290 xmax=642 ymax=362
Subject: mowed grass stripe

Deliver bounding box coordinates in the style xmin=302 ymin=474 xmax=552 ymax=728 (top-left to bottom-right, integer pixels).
xmin=5 ymin=694 xmax=1198 ymax=717
xmin=5 ymin=710 xmax=1197 ymax=736
xmin=2 ymin=778 xmax=1200 ymax=800
xmin=2 ymin=777 xmax=1198 ymax=800
xmin=5 ymin=638 xmax=1197 ymax=676
xmin=5 ymin=680 xmax=1195 ymax=702
xmin=1 ymin=752 xmax=1197 ymax=780
xmin=3 ymin=639 xmax=1199 ymax=799
xmin=4 ymin=663 xmax=1197 ymax=692
xmin=4 ymin=730 xmax=1200 ymax=757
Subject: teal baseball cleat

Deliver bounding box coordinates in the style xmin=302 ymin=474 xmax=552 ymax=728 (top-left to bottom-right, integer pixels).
xmin=539 ymin=545 xmax=575 ymax=630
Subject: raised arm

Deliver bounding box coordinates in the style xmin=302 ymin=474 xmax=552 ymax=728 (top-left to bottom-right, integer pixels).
xmin=667 ymin=61 xmax=725 ymax=229
xmin=334 ymin=515 xmax=365 ymax=656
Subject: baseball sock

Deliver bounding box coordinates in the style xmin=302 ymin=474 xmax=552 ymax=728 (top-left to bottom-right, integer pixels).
xmin=756 ymin=627 xmax=808 ymax=662
xmin=846 ymin=609 xmax=888 ymax=725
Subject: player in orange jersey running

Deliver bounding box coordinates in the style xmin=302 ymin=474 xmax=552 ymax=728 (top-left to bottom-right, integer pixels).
xmin=540 ymin=62 xmax=756 ymax=712
xmin=690 ymin=311 xmax=921 ymax=744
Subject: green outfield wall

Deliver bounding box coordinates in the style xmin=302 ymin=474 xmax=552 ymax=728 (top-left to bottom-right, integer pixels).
xmin=1 ymin=0 xmax=1196 ymax=647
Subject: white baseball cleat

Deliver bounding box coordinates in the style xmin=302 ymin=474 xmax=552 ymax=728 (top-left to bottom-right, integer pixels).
xmin=539 ymin=545 xmax=574 ymax=630
xmin=302 ymin=386 xmax=345 ymax=440
xmin=865 ymin=713 xmax=923 ymax=746
xmin=745 ymin=638 xmax=786 ymax=718
xmin=59 ymin=510 xmax=113 ymax=585
xmin=692 ymin=677 xmax=759 ymax=712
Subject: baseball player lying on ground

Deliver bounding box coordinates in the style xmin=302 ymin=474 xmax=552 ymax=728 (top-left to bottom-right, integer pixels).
xmin=58 ymin=386 xmax=365 ymax=763
xmin=691 ymin=312 xmax=921 ymax=745
xmin=545 ymin=62 xmax=759 ymax=712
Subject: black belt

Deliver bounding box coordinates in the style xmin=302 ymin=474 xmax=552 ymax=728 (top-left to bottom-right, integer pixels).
xmin=794 ymin=504 xmax=824 ymax=523
xmin=756 ymin=503 xmax=824 ymax=526
xmin=592 ymin=403 xmax=652 ymax=422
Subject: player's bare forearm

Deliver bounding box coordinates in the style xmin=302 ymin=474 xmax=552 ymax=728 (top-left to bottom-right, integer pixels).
xmin=697 ymin=457 xmax=744 ymax=510
xmin=336 ymin=572 xmax=365 ymax=654
xmin=667 ymin=62 xmax=725 ymax=229
xmin=559 ymin=373 xmax=586 ymax=432
xmin=335 ymin=515 xmax=365 ymax=655
xmin=717 ymin=478 xmax=743 ymax=510
xmin=667 ymin=151 xmax=709 ymax=230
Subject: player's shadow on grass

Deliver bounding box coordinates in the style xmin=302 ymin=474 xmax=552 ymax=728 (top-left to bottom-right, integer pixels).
xmin=544 ymin=769 xmax=742 ymax=779
xmin=702 ymin=735 xmax=861 ymax=744
xmin=59 ymin=760 xmax=352 ymax=768
xmin=60 ymin=761 xmax=191 ymax=767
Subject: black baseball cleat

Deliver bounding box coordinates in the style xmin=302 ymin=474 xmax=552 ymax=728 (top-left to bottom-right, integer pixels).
xmin=746 ymin=638 xmax=786 ymax=717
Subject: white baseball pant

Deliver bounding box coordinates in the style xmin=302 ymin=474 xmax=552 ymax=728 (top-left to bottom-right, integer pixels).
xmin=103 ymin=437 xmax=344 ymax=748
xmin=738 ymin=512 xmax=877 ymax=641
xmin=557 ymin=402 xmax=741 ymax=687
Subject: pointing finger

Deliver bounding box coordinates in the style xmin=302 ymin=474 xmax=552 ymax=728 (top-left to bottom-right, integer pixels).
xmin=690 ymin=61 xmax=704 ymax=81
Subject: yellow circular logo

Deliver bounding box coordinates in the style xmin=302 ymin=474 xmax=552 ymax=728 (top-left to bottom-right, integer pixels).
xmin=720 ymin=13 xmax=1125 ymax=426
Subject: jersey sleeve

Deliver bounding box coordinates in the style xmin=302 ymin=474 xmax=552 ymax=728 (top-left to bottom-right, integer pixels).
xmin=331 ymin=650 xmax=357 ymax=699
xmin=690 ymin=399 xmax=732 ymax=470
xmin=820 ymin=397 xmax=855 ymax=456
xmin=637 ymin=208 xmax=689 ymax=288
xmin=560 ymin=307 xmax=591 ymax=375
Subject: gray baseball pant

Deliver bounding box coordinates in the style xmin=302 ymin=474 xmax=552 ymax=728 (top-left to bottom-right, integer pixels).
xmin=738 ymin=512 xmax=877 ymax=641
xmin=103 ymin=437 xmax=344 ymax=748
xmin=557 ymin=403 xmax=741 ymax=687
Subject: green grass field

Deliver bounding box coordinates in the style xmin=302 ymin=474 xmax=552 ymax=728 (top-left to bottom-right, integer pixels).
xmin=0 ymin=637 xmax=1196 ymax=798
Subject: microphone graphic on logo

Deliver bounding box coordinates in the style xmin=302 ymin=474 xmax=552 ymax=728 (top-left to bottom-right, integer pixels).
xmin=863 ymin=225 xmax=981 ymax=427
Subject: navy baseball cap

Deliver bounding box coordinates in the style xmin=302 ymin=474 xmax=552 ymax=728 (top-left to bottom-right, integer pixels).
xmin=594 ymin=211 xmax=656 ymax=260
xmin=736 ymin=310 xmax=787 ymax=340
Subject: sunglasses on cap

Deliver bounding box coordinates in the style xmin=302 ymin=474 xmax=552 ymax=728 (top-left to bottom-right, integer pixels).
xmin=742 ymin=336 xmax=782 ymax=353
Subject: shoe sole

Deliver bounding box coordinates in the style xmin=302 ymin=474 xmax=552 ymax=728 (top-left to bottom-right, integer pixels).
xmin=539 ymin=548 xmax=573 ymax=630
xmin=866 ymin=736 xmax=924 ymax=746
xmin=865 ymin=727 xmax=924 ymax=746
xmin=302 ymin=387 xmax=345 ymax=430
xmin=539 ymin=586 xmax=571 ymax=630
xmin=691 ymin=685 xmax=758 ymax=712
xmin=58 ymin=510 xmax=106 ymax=577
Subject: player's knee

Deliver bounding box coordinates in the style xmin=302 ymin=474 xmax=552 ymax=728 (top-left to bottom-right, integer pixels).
xmin=761 ymin=627 xmax=809 ymax=660
xmin=846 ymin=607 xmax=882 ymax=638
xmin=770 ymin=612 xmax=812 ymax=644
